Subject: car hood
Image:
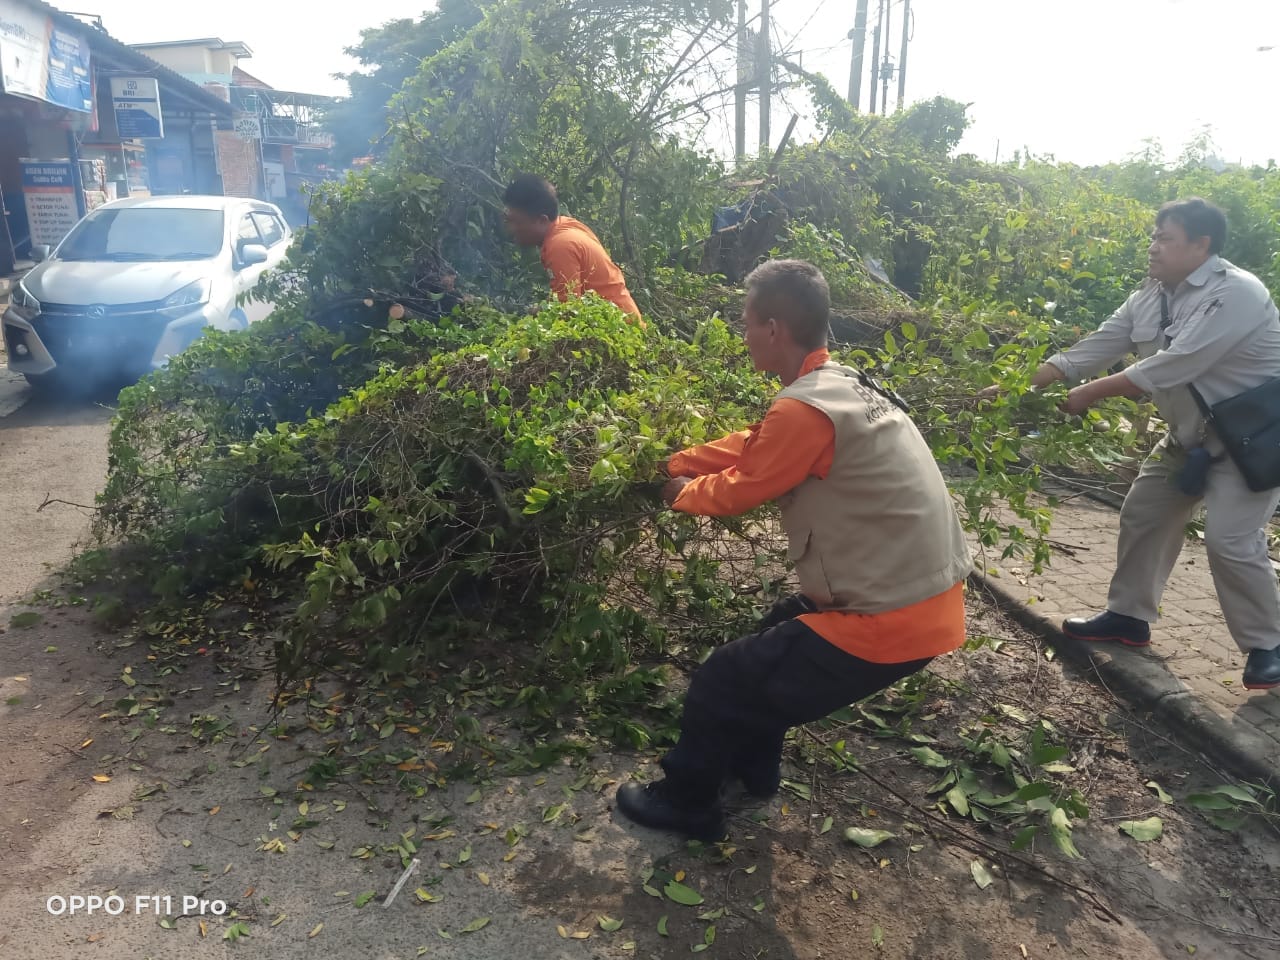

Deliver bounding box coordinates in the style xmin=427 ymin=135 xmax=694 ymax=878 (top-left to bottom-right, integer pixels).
xmin=24 ymin=259 xmax=215 ymax=307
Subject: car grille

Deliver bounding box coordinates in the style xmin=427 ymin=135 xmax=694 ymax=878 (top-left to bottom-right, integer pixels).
xmin=39 ymin=299 xmax=167 ymax=318
xmin=35 ymin=306 xmax=174 ymax=370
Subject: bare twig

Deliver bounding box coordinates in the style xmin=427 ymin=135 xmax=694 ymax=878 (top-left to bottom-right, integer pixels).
xmin=37 ymin=494 xmax=97 ymax=513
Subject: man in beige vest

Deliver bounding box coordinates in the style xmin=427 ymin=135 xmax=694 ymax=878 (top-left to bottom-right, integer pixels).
xmin=983 ymin=198 xmax=1280 ymax=691
xmin=614 ymin=260 xmax=972 ymax=840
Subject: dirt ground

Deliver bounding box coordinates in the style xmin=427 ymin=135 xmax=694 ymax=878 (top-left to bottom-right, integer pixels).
xmin=1 ymin=390 xmax=1278 ymax=959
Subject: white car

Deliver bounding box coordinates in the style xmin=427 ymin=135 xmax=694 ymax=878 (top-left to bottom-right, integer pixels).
xmin=2 ymin=196 xmax=292 ymax=389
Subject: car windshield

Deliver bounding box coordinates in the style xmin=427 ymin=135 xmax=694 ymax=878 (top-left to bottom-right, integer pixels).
xmin=56 ymin=207 xmax=226 ymax=262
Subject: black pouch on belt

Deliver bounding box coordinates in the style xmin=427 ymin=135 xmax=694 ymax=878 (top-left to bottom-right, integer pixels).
xmin=1176 ymin=446 xmax=1219 ymax=497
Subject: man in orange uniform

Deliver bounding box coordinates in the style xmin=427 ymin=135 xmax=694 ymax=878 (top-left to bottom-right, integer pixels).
xmin=614 ymin=260 xmax=973 ymax=840
xmin=502 ymin=174 xmax=642 ymax=322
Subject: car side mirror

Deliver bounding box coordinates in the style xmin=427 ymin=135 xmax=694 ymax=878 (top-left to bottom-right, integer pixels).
xmin=31 ymin=244 xmax=51 ymax=263
xmin=239 ymin=243 xmax=268 ymax=267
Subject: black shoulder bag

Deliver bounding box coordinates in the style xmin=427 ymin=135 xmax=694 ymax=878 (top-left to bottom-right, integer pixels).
xmin=1162 ymin=293 xmax=1280 ymax=493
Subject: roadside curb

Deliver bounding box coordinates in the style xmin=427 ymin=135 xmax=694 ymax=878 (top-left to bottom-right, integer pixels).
xmin=970 ymin=572 xmax=1278 ymax=789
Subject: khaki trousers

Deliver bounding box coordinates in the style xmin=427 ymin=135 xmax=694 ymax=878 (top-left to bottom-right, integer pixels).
xmin=1107 ymin=436 xmax=1280 ymax=652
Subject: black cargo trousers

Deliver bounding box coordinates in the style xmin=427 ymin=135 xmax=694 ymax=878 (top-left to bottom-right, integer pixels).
xmin=660 ymin=594 xmax=933 ymax=805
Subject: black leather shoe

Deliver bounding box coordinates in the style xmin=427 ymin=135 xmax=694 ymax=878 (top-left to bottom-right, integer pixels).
xmin=1062 ymin=611 xmax=1151 ymax=648
xmin=1243 ymin=646 xmax=1280 ymax=690
xmin=615 ymin=781 xmax=726 ymax=841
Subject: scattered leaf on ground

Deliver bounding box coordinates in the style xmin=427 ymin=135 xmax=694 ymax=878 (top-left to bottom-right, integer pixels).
xmin=664 ymin=880 xmax=704 ymax=905
xmin=460 ymin=917 xmax=490 ymax=934
xmin=1119 ymin=816 xmax=1164 ymax=842
xmin=910 ymin=746 xmax=949 ymax=769
xmin=971 ymin=860 xmax=994 ymax=890
xmin=658 ymin=916 xmax=669 ymax=936
xmin=844 ymin=827 xmax=896 ymax=848
xmin=599 ymin=916 xmax=623 ymax=932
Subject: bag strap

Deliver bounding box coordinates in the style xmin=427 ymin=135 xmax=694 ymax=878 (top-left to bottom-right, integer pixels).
xmin=1161 ymin=291 xmax=1214 ymax=422
xmin=857 ymin=369 xmax=911 ymax=414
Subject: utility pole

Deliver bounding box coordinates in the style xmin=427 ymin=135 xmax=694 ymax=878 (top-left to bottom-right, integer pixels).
xmin=847 ymin=0 xmax=869 ymax=107
xmin=735 ymin=0 xmax=747 ymax=159
xmin=868 ymin=0 xmax=885 ymax=114
xmin=880 ymin=0 xmax=892 ymax=115
xmin=897 ymin=0 xmax=911 ymax=111
xmin=758 ymin=0 xmax=772 ymax=153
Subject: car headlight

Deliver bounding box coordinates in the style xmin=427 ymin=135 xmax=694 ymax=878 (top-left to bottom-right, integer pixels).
xmin=162 ymin=279 xmax=212 ymax=312
xmin=10 ymin=280 xmax=40 ymax=318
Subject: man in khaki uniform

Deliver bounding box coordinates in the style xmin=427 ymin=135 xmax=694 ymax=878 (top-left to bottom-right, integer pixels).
xmin=613 ymin=260 xmax=972 ymax=840
xmin=997 ymin=198 xmax=1280 ymax=690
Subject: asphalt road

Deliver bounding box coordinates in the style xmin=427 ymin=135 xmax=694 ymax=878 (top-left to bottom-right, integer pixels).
xmin=0 ymin=369 xmax=114 ymax=604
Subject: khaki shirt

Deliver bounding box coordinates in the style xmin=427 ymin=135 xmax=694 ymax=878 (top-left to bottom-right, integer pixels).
xmin=1047 ymin=256 xmax=1280 ymax=447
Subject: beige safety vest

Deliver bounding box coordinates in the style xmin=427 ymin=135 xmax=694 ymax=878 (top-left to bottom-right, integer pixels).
xmin=776 ymin=362 xmax=972 ymax=614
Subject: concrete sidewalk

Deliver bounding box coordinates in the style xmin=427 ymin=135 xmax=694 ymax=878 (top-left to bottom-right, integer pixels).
xmin=976 ymin=488 xmax=1280 ymax=786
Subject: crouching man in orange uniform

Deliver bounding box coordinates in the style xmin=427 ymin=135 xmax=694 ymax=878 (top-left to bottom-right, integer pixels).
xmin=615 ymin=260 xmax=973 ymax=840
xmin=502 ymin=173 xmax=643 ymax=323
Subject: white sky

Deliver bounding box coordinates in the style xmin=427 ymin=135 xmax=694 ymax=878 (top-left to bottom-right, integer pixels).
xmin=73 ymin=0 xmax=1280 ymax=166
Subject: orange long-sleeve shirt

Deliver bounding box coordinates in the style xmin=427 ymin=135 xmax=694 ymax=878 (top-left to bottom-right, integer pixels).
xmin=540 ymin=216 xmax=642 ymax=321
xmin=666 ymin=349 xmax=965 ymax=664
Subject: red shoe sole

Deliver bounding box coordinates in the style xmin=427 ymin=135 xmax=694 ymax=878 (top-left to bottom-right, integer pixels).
xmin=1243 ymin=679 xmax=1280 ymax=690
xmin=1063 ymin=630 xmax=1151 ymax=648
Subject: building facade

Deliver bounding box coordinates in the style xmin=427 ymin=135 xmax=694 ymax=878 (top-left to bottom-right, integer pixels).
xmin=0 ymin=0 xmax=232 ymax=272
xmin=132 ymin=38 xmax=335 ymax=226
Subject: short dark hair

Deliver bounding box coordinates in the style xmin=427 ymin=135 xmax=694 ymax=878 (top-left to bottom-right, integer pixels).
xmin=1156 ymin=197 xmax=1228 ymax=255
xmin=503 ymin=174 xmax=559 ymax=220
xmin=744 ymin=259 xmax=831 ymax=350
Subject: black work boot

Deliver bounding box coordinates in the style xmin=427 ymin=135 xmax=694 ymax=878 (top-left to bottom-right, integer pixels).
xmin=1062 ymin=611 xmax=1151 ymax=648
xmin=615 ymin=780 xmax=726 ymax=841
xmin=734 ymin=765 xmax=781 ymax=800
xmin=1243 ymin=646 xmax=1280 ymax=690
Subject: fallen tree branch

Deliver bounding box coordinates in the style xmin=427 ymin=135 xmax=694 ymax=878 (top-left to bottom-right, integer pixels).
xmin=804 ymin=729 xmax=1124 ymax=925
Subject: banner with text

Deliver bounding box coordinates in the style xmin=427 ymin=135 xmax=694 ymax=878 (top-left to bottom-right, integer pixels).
xmin=46 ymin=23 xmax=92 ymax=112
xmin=22 ymin=158 xmax=80 ymax=248
xmin=0 ymin=0 xmax=92 ymax=112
